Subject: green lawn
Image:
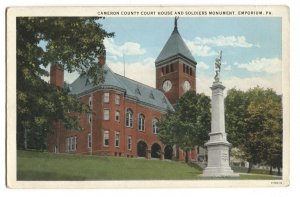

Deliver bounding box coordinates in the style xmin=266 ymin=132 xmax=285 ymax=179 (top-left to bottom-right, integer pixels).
xmin=17 ymin=150 xmax=201 ymax=180
xmin=17 ymin=150 xmax=282 ymax=180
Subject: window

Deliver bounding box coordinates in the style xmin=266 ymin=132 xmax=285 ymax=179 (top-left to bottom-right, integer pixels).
xmin=189 ymin=67 xmax=192 ymax=76
xmin=183 ymin=64 xmax=186 ymax=72
xmin=88 ymin=96 xmax=92 ymax=107
xmin=161 ymin=67 xmax=164 ymax=75
xmin=88 ymin=133 xmax=92 ymax=148
xmin=138 ymin=114 xmax=145 ymax=131
xmin=126 ymin=109 xmax=133 ymax=127
xmin=115 ymin=131 xmax=120 ymax=147
xmin=103 ymin=130 xmax=109 ymax=147
xmin=166 ymin=65 xmax=169 ymax=73
xmin=152 ymin=118 xmax=159 ymax=134
xmin=103 ymin=109 xmax=109 ymax=120
xmin=115 ymin=111 xmax=120 ymax=122
xmin=115 ymin=94 xmax=120 ymax=105
xmin=128 ymin=136 xmax=132 ymax=150
xmin=88 ymin=113 xmax=92 ymax=124
xmin=66 ymin=136 xmax=77 ymax=152
xmin=103 ymin=92 xmax=110 ymax=103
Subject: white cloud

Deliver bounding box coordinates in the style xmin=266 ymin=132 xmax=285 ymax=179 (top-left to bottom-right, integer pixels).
xmin=104 ymin=38 xmax=146 ymax=57
xmin=194 ymin=35 xmax=257 ymax=48
xmin=107 ymin=57 xmax=156 ymax=88
xmin=224 ymin=65 xmax=232 ymax=71
xmin=198 ymin=61 xmax=210 ymax=70
xmin=238 ymin=58 xmax=282 ymax=74
xmin=185 ymin=40 xmax=218 ymax=57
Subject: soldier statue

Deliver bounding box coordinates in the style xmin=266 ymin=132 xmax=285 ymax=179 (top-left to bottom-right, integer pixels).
xmin=214 ymin=50 xmax=222 ymax=82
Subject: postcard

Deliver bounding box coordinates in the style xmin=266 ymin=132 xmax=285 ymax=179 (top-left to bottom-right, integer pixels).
xmin=6 ymin=5 xmax=289 ymax=188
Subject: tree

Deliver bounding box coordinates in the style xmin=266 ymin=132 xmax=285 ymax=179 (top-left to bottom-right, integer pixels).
xmin=225 ymin=87 xmax=282 ymax=173
xmin=17 ymin=17 xmax=114 ymax=149
xmin=158 ymin=91 xmax=211 ymax=162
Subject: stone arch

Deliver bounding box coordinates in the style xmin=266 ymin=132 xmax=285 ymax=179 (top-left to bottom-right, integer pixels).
xmin=151 ymin=143 xmax=161 ymax=159
xmin=164 ymin=145 xmax=173 ymax=160
xmin=137 ymin=140 xmax=148 ymax=157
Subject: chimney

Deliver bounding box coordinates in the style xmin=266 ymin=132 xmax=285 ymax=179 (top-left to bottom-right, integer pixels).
xmin=98 ymin=50 xmax=106 ymax=66
xmin=50 ymin=64 xmax=64 ymax=88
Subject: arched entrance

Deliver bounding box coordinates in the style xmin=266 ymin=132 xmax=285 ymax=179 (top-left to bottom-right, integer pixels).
xmin=151 ymin=143 xmax=161 ymax=158
xmin=164 ymin=145 xmax=173 ymax=160
xmin=137 ymin=141 xmax=147 ymax=157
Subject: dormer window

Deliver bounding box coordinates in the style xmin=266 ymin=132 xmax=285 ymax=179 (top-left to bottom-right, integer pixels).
xmin=149 ymin=91 xmax=155 ymax=100
xmin=135 ymin=87 xmax=141 ymax=95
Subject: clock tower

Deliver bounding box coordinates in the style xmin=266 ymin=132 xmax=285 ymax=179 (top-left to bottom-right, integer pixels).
xmin=155 ymin=18 xmax=197 ymax=106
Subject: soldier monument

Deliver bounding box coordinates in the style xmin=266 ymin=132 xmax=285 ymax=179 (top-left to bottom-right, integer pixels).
xmin=202 ymin=51 xmax=239 ymax=177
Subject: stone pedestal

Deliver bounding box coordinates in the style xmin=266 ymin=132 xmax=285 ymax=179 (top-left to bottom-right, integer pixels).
xmin=203 ymin=81 xmax=239 ymax=177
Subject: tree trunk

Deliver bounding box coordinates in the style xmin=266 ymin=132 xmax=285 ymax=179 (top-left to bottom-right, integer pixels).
xmin=277 ymin=167 xmax=281 ymax=176
xmin=185 ymin=150 xmax=189 ymax=163
xmin=247 ymin=161 xmax=253 ymax=173
xmin=269 ymin=166 xmax=273 ymax=175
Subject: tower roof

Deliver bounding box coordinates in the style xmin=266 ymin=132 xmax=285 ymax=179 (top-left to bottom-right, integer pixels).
xmin=155 ymin=19 xmax=196 ymax=65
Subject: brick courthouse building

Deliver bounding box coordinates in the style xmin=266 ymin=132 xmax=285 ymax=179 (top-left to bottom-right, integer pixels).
xmin=48 ymin=19 xmax=200 ymax=161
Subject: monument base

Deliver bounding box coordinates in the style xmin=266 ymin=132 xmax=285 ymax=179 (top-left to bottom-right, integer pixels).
xmin=203 ymin=167 xmax=239 ymax=177
xmin=202 ymin=139 xmax=239 ymax=177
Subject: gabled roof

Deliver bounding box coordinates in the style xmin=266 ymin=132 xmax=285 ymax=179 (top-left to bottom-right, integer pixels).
xmin=155 ymin=26 xmax=196 ymax=65
xmin=69 ymin=64 xmax=174 ymax=112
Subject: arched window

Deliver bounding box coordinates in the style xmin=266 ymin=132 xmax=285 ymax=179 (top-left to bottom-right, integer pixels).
xmin=138 ymin=114 xmax=145 ymax=131
xmin=126 ymin=109 xmax=133 ymax=127
xmin=152 ymin=118 xmax=159 ymax=134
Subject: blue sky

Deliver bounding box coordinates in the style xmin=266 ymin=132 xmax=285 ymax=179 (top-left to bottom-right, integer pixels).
xmin=63 ymin=17 xmax=282 ymax=96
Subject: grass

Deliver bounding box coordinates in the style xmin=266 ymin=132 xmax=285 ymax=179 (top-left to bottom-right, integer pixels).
xmin=17 ymin=150 xmax=201 ymax=180
xmin=17 ymin=150 xmax=282 ymax=181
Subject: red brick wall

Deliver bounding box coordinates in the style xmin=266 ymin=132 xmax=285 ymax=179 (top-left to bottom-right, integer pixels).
xmin=48 ymin=89 xmax=199 ymax=161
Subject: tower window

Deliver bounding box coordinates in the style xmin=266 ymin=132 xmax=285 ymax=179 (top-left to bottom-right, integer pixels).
xmin=183 ymin=64 xmax=186 ymax=73
xmin=166 ymin=65 xmax=169 ymax=74
xmin=189 ymin=68 xmax=193 ymax=76
xmin=170 ymin=63 xmax=174 ymax=72
xmin=161 ymin=67 xmax=164 ymax=75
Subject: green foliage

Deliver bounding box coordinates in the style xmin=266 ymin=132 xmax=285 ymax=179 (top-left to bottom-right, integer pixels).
xmin=17 ymin=17 xmax=114 ymax=149
xmin=158 ymin=91 xmax=211 ymax=161
xmin=225 ymin=87 xmax=282 ymax=172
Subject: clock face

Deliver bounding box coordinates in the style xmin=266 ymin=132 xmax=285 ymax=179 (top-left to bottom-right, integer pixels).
xmin=183 ymin=80 xmax=191 ymax=92
xmin=163 ymin=80 xmax=172 ymax=92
